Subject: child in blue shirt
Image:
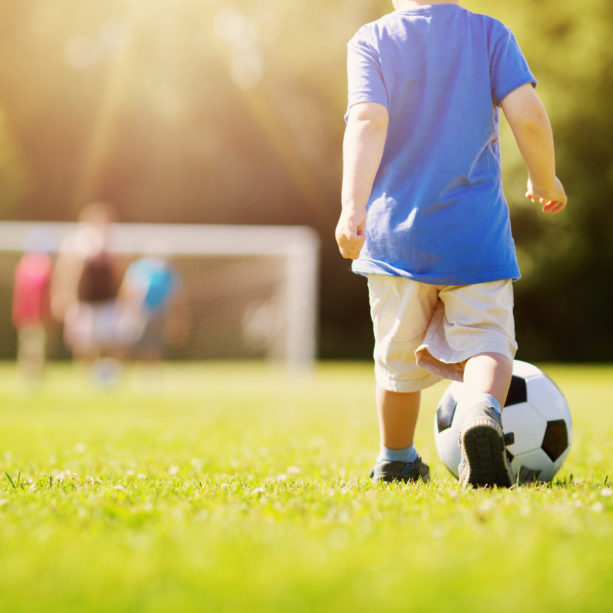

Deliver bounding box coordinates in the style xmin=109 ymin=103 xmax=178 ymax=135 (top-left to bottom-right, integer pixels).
xmin=335 ymin=0 xmax=567 ymax=487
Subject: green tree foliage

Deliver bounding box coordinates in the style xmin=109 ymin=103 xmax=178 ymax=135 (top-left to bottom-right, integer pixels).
xmin=0 ymin=0 xmax=610 ymax=359
xmin=466 ymin=0 xmax=613 ymax=360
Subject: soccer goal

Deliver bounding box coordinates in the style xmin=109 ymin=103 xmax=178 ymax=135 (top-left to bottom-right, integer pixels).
xmin=0 ymin=222 xmax=319 ymax=369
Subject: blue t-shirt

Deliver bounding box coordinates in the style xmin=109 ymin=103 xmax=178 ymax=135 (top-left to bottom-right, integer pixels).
xmin=125 ymin=258 xmax=176 ymax=312
xmin=346 ymin=4 xmax=536 ymax=285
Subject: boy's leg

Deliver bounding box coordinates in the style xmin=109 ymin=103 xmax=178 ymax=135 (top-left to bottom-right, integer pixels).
xmin=371 ymin=387 xmax=430 ymax=483
xmin=458 ymin=352 xmax=514 ymax=488
xmin=462 ymin=352 xmax=512 ymax=408
xmin=415 ymin=280 xmax=517 ymax=488
xmin=377 ymin=387 xmax=420 ymax=450
xmin=367 ymin=275 xmax=440 ymax=483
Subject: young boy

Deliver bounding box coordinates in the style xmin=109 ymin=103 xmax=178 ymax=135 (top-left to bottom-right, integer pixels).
xmin=335 ymin=0 xmax=567 ymax=487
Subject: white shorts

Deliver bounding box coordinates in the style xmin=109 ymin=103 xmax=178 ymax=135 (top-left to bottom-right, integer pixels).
xmin=368 ymin=275 xmax=518 ymax=393
xmin=64 ymin=300 xmax=118 ymax=354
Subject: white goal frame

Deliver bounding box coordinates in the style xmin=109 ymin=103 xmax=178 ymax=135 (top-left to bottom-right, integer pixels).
xmin=0 ymin=221 xmax=319 ymax=369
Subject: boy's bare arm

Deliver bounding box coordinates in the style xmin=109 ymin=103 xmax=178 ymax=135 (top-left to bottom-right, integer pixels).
xmin=50 ymin=251 xmax=82 ymax=321
xmin=336 ymin=102 xmax=389 ymax=259
xmin=501 ymin=83 xmax=567 ymax=214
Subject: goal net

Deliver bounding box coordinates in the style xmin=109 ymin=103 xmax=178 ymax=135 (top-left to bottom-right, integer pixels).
xmin=0 ymin=222 xmax=319 ymax=369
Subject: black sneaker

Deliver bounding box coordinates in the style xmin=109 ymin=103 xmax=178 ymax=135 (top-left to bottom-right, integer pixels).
xmin=370 ymin=456 xmax=430 ymax=483
xmin=458 ymin=405 xmax=514 ymax=488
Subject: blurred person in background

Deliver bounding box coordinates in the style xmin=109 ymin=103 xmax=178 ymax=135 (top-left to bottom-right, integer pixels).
xmin=12 ymin=230 xmax=54 ymax=382
xmin=50 ymin=202 xmax=124 ymax=385
xmin=115 ymin=253 xmax=189 ymax=367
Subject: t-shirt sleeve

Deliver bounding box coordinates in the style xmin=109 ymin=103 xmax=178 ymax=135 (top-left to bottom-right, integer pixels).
xmin=345 ymin=34 xmax=388 ymax=121
xmin=490 ymin=25 xmax=537 ymax=106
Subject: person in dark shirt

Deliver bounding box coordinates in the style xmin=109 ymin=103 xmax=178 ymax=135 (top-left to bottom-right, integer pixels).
xmin=51 ymin=202 xmax=123 ymax=382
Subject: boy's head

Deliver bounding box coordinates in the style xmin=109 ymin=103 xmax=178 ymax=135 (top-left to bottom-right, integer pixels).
xmin=78 ymin=201 xmax=117 ymax=227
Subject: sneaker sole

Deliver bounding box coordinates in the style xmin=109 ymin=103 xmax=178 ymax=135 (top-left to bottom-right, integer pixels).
xmin=370 ymin=462 xmax=430 ymax=484
xmin=371 ymin=471 xmax=430 ymax=484
xmin=460 ymin=424 xmax=512 ymax=488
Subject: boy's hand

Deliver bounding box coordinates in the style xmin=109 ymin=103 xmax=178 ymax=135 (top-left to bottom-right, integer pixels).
xmin=335 ymin=206 xmax=366 ymax=260
xmin=525 ymin=177 xmax=567 ymax=214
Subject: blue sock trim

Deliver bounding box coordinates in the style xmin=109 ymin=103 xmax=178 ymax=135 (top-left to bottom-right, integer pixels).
xmin=377 ymin=444 xmax=418 ymax=464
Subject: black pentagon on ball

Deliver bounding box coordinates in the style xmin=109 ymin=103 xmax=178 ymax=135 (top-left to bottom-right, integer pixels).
xmin=436 ymin=391 xmax=458 ymax=432
xmin=542 ymin=419 xmax=569 ymax=461
xmin=504 ymin=375 xmax=527 ymax=407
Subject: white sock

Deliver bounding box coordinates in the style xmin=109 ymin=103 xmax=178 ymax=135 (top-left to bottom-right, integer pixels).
xmin=460 ymin=393 xmax=502 ymax=417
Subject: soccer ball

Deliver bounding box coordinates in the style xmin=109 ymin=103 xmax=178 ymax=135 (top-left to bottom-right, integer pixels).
xmin=434 ymin=360 xmax=572 ymax=483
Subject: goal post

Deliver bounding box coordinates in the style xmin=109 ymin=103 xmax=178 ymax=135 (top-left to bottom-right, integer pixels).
xmin=0 ymin=221 xmax=319 ymax=369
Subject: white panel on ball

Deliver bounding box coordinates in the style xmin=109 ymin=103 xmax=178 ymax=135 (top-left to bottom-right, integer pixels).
xmin=501 ymin=403 xmax=547 ymax=456
xmin=512 ymin=449 xmax=554 ymax=481
xmin=526 ymin=376 xmax=571 ymax=423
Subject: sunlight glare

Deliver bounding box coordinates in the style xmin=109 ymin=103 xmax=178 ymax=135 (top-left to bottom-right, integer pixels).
xmin=64 ymin=36 xmax=100 ymax=71
xmin=63 ymin=17 xmax=130 ymax=71
xmin=231 ymin=52 xmax=263 ymax=89
xmin=214 ymin=7 xmax=263 ymax=89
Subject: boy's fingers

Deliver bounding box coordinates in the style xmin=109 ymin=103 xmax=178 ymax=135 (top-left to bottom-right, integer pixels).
xmin=337 ymin=231 xmax=364 ymax=259
xmin=545 ymin=200 xmax=566 ymax=214
xmin=526 ymin=194 xmax=562 ymax=211
xmin=339 ymin=246 xmax=360 ymax=260
xmin=542 ymin=200 xmax=568 ymax=214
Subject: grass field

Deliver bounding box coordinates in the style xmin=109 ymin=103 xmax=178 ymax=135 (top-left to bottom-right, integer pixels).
xmin=1 ymin=361 xmax=612 ymax=613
